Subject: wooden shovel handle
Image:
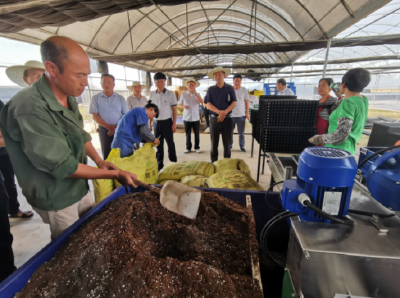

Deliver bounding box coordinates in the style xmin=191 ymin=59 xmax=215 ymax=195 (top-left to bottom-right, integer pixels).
xmin=134 ymin=179 xmax=161 ymax=195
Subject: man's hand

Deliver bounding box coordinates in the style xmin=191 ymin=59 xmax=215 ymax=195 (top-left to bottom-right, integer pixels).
xmin=153 ymin=138 xmax=160 ymax=145
xmin=97 ymin=160 xmax=118 ymax=170
xmin=107 ymin=125 xmax=117 ymax=136
xmin=116 ymin=170 xmax=138 ymax=188
xmin=218 ymin=110 xmax=227 ymax=117
xmin=246 ymin=113 xmax=250 ymax=120
xmin=172 ymin=122 xmax=177 ymax=133
xmin=309 ymin=135 xmax=323 ymax=145
xmin=183 ymin=105 xmax=190 ymax=110
xmin=217 ymin=115 xmax=225 ymax=122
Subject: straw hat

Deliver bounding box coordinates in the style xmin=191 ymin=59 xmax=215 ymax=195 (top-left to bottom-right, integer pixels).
xmin=6 ymin=60 xmax=45 ymax=87
xmin=207 ymin=66 xmax=231 ymax=79
xmin=183 ymin=78 xmax=200 ymax=88
xmin=127 ymin=81 xmax=146 ymax=91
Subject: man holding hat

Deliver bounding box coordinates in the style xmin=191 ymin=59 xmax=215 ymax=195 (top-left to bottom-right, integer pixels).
xmin=149 ymin=72 xmax=178 ymax=170
xmin=127 ymin=81 xmax=147 ymax=110
xmin=231 ymin=74 xmax=250 ymax=153
xmin=178 ymin=78 xmax=204 ymax=154
xmin=0 ymin=61 xmax=45 ymax=219
xmin=206 ymin=67 xmax=237 ymax=163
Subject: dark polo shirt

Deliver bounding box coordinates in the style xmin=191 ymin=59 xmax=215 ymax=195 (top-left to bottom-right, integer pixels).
xmin=206 ymin=83 xmax=237 ymax=116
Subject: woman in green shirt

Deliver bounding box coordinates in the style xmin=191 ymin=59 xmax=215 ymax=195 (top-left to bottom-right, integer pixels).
xmin=309 ymin=68 xmax=371 ymax=155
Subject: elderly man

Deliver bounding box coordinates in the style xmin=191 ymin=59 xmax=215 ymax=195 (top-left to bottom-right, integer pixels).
xmin=90 ymin=74 xmax=128 ymax=160
xmin=178 ymin=78 xmax=204 ymax=154
xmin=149 ymin=72 xmax=178 ymax=170
xmin=127 ymin=81 xmax=147 ymax=110
xmin=0 ymin=36 xmax=138 ymax=239
xmin=1 ymin=61 xmax=45 ymax=219
xmin=206 ymin=67 xmax=237 ymax=163
xmin=231 ymin=74 xmax=250 ymax=153
xmin=276 ymin=78 xmax=295 ymax=96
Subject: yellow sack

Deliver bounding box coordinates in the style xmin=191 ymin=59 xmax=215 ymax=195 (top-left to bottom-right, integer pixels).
xmin=214 ymin=158 xmax=251 ymax=174
xmin=207 ymin=170 xmax=264 ymax=191
xmin=180 ymin=175 xmax=208 ymax=188
xmin=158 ymin=161 xmax=215 ymax=181
xmin=132 ymin=143 xmax=159 ymax=184
xmin=93 ymin=178 xmax=114 ymax=204
xmin=110 ymin=149 xmax=147 ymax=188
xmin=93 ymin=149 xmax=120 ymax=204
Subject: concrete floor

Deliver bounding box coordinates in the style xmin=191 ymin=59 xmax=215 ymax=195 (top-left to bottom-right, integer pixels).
xmin=10 ymin=125 xmax=272 ymax=269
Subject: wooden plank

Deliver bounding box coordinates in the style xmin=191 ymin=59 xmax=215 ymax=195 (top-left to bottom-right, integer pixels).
xmin=246 ymin=195 xmax=263 ymax=291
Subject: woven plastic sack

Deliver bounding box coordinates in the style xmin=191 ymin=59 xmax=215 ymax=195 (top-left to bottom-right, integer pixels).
xmin=207 ymin=170 xmax=264 ymax=191
xmin=214 ymin=158 xmax=251 ymax=175
xmin=131 ymin=143 xmax=159 ymax=184
xmin=180 ymin=175 xmax=208 ymax=188
xmin=158 ymin=161 xmax=215 ymax=181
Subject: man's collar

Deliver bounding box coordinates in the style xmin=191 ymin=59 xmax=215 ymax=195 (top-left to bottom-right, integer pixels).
xmin=101 ymin=91 xmax=115 ymax=98
xmin=36 ymin=74 xmax=69 ymax=112
xmin=215 ymin=82 xmax=226 ymax=89
xmin=156 ymin=88 xmax=167 ymax=94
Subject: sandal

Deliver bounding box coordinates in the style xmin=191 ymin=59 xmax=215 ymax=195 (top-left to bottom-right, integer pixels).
xmin=9 ymin=210 xmax=34 ymax=219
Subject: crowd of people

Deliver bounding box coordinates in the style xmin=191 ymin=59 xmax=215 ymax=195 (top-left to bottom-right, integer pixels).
xmin=0 ymin=35 xmax=371 ymax=282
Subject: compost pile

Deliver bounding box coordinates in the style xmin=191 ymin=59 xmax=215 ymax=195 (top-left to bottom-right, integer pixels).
xmin=17 ymin=191 xmax=262 ymax=298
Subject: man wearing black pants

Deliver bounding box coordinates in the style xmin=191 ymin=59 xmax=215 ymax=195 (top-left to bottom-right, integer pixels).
xmin=206 ymin=67 xmax=237 ymax=163
xmin=149 ymin=72 xmax=178 ymax=170
xmin=179 ymin=78 xmax=204 ymax=154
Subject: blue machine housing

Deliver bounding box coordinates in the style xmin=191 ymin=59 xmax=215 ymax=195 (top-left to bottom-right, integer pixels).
xmin=282 ymin=147 xmax=358 ymax=222
xmin=358 ymin=147 xmax=400 ymax=211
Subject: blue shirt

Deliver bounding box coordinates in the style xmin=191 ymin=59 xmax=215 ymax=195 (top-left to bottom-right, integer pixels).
xmin=111 ymin=108 xmax=149 ymax=157
xmin=206 ymin=83 xmax=237 ymax=116
xmin=89 ymin=91 xmax=129 ymax=125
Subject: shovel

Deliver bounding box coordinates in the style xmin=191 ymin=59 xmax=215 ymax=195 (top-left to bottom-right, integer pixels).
xmin=132 ymin=180 xmax=202 ymax=219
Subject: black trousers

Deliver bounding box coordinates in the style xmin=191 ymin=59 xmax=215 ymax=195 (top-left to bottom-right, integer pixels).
xmin=0 ymin=178 xmax=16 ymax=283
xmin=154 ymin=119 xmax=177 ymax=170
xmin=98 ymin=126 xmax=114 ymax=160
xmin=184 ymin=120 xmax=200 ymax=150
xmin=204 ymin=107 xmax=210 ymax=128
xmin=210 ymin=115 xmax=233 ymax=163
xmin=0 ymin=154 xmax=19 ymax=215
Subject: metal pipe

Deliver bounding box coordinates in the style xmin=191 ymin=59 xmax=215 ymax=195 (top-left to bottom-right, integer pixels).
xmin=322 ymin=38 xmax=332 ymax=78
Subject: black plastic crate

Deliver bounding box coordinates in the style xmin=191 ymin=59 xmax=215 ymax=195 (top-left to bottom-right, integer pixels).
xmin=368 ymin=122 xmax=400 ymax=146
xmin=260 ymin=126 xmax=317 ymax=153
xmin=250 ymin=109 xmax=260 ymax=125
xmin=259 ymin=99 xmax=319 ymax=127
xmin=259 ymin=95 xmax=297 ymax=100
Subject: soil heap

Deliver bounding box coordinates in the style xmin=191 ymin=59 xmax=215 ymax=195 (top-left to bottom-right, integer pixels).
xmin=17 ymin=191 xmax=262 ymax=298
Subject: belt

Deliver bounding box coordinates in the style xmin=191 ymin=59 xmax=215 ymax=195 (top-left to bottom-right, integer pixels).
xmin=155 ymin=118 xmax=172 ymax=122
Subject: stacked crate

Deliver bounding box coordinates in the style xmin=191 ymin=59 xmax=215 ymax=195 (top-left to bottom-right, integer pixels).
xmin=258 ymin=96 xmax=318 ymax=153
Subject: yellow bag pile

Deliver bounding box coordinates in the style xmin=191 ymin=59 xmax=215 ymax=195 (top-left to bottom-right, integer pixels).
xmin=207 ymin=170 xmax=264 ymax=191
xmin=214 ymin=158 xmax=251 ymax=174
xmin=180 ymin=175 xmax=208 ymax=188
xmin=131 ymin=143 xmax=159 ymax=184
xmin=109 ymin=149 xmax=146 ymax=188
xmin=158 ymin=161 xmax=215 ymax=181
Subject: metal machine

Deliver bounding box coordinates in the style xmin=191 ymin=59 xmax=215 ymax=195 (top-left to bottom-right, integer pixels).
xmin=282 ymin=147 xmax=358 ymax=223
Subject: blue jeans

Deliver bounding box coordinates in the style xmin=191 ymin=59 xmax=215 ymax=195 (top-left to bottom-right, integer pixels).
xmin=231 ymin=116 xmax=246 ymax=149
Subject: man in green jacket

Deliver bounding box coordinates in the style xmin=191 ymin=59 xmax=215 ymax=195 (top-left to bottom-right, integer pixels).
xmin=0 ymin=36 xmax=138 ymax=239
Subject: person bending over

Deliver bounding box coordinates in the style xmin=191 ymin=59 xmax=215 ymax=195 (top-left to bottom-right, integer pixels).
xmin=111 ymin=103 xmax=160 ymax=158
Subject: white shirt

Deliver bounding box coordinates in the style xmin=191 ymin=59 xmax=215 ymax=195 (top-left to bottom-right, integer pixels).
xmin=178 ymin=91 xmax=201 ymax=122
xmin=231 ymin=86 xmax=249 ymax=117
xmin=127 ymin=94 xmax=147 ymax=110
xmin=149 ymin=88 xmax=177 ymax=121
xmin=277 ymin=87 xmax=295 ymax=96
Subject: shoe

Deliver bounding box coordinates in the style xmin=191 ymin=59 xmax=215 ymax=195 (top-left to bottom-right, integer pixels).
xmin=204 ymin=127 xmax=210 ymax=133
xmin=184 ymin=149 xmax=191 ymax=154
xmin=240 ymin=147 xmax=246 ymax=153
xmin=196 ymin=149 xmax=201 ymax=153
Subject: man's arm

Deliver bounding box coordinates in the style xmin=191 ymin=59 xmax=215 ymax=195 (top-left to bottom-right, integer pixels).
xmin=0 ymin=129 xmax=4 ymax=148
xmin=84 ymin=141 xmax=118 ymax=169
xmin=225 ymin=101 xmax=237 ymax=114
xmin=171 ymin=106 xmax=177 ymax=133
xmin=245 ymin=99 xmax=250 ymax=120
xmin=92 ymin=113 xmax=116 ymax=136
xmin=195 ymin=94 xmax=204 ymax=105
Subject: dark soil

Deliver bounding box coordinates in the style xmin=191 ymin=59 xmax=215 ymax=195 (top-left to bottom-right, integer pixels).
xmin=17 ymin=191 xmax=263 ymax=298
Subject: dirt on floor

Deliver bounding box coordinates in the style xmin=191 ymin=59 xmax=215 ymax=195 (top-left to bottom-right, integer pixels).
xmin=368 ymin=108 xmax=400 ymax=121
xmin=17 ymin=191 xmax=262 ymax=298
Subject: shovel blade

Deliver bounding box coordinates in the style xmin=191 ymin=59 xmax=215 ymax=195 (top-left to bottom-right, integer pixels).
xmin=160 ymin=181 xmax=201 ymax=219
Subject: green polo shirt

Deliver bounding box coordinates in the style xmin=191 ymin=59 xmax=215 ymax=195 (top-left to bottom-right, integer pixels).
xmin=0 ymin=75 xmax=91 ymax=211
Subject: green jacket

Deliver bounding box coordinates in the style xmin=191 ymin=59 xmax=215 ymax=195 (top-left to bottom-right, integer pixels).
xmin=0 ymin=75 xmax=91 ymax=211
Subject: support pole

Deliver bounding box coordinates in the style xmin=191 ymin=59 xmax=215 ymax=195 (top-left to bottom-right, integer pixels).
xmin=373 ymin=72 xmax=381 ymax=107
xmin=322 ymin=38 xmax=332 ymax=78
xmin=289 ymin=62 xmax=294 ymax=83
